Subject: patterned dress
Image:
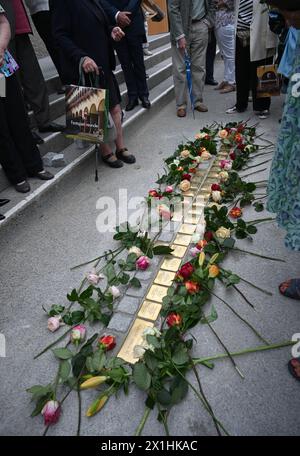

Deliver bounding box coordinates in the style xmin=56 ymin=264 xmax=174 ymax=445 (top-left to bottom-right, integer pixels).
xmin=267 ymin=31 xmax=300 ymax=251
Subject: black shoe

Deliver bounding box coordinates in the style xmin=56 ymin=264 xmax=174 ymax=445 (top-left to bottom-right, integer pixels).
xmin=15 ymin=181 xmax=30 ymax=193
xmin=125 ymin=98 xmax=139 ymax=111
xmin=35 ymin=170 xmax=54 ymax=180
xmin=0 ymin=214 xmax=5 ymax=221
xmin=38 ymin=122 xmax=65 ymax=133
xmin=57 ymin=85 xmax=66 ymax=95
xmin=32 ymin=131 xmax=44 ymax=145
xmin=205 ymin=79 xmax=218 ymax=86
xmin=140 ymin=96 xmax=151 ymax=109
xmin=116 ymin=148 xmax=136 ymax=164
xmin=0 ymin=198 xmax=10 ymax=207
xmin=102 ymin=153 xmax=124 ymax=168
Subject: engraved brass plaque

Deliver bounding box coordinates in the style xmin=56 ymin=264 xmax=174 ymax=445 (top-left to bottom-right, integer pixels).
xmin=146 ymin=284 xmax=169 ymax=303
xmin=170 ymin=244 xmax=188 ymax=258
xmin=161 ymin=257 xmax=182 ymax=272
xmin=208 ymin=172 xmax=219 ymax=179
xmin=118 ymin=318 xmax=154 ymax=364
xmin=174 ymin=233 xmax=192 ymax=246
xmin=138 ymin=300 xmax=162 ymax=322
xmin=179 ymin=224 xmax=196 ymax=235
xmin=154 ymin=270 xmax=176 ymax=287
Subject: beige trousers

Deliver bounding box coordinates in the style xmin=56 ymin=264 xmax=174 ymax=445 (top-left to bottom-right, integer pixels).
xmin=171 ymin=20 xmax=209 ymax=109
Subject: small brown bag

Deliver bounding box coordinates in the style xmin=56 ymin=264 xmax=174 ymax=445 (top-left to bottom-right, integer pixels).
xmin=257 ymin=64 xmax=282 ymax=98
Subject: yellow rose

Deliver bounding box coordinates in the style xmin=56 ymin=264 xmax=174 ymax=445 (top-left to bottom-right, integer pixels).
xmin=180 ymin=180 xmax=191 ymax=192
xmin=208 ymin=265 xmax=220 ymax=278
xmin=216 ymin=226 xmax=231 ymax=239
xmin=218 ymin=171 xmax=229 ymax=182
xmin=218 ymin=129 xmax=228 ymax=139
xmin=180 ymin=149 xmax=190 ymax=159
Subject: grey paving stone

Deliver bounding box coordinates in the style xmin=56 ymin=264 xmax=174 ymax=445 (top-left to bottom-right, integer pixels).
xmin=117 ymin=296 xmax=140 ymax=315
xmin=135 ymin=267 xmax=155 ymax=281
xmin=107 ymin=313 xmax=132 ymax=333
xmin=126 ymin=280 xmax=149 ymax=298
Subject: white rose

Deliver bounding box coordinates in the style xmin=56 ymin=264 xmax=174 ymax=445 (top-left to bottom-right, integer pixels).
xmin=180 ymin=149 xmax=190 ymax=159
xmin=212 ymin=191 xmax=222 ymax=202
xmin=143 ymin=327 xmax=161 ymax=339
xmin=218 ymin=171 xmax=229 ymax=182
xmin=128 ymin=246 xmax=143 ymax=258
xmin=216 ymin=226 xmax=231 ymax=239
xmin=172 ymin=159 xmax=180 ymax=166
xmin=109 ymin=286 xmax=121 ymax=299
xmin=179 ymin=180 xmax=191 ymax=192
xmin=133 ymin=345 xmax=146 ymax=359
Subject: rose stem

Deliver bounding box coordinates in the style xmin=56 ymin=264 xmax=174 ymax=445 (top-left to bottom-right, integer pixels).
xmin=232 ymin=284 xmax=256 ymax=310
xmin=77 ymin=387 xmax=82 ymax=437
xmin=193 ymin=340 xmax=295 ymax=366
xmin=231 ymin=247 xmax=285 ymax=262
xmin=135 ymin=407 xmax=152 ymax=436
xmin=234 ymin=274 xmax=272 ymax=296
xmin=205 ymin=318 xmax=245 ymax=379
xmin=243 ymin=159 xmax=271 ymax=170
xmin=157 ymin=404 xmax=170 ymax=436
xmin=71 ymin=246 xmax=123 ymax=270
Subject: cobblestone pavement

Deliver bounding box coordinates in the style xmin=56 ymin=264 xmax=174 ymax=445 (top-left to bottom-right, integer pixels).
xmin=0 ymin=59 xmax=299 ymax=436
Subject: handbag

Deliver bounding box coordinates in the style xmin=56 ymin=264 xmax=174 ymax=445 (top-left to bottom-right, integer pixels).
xmin=142 ymin=0 xmax=165 ymax=23
xmin=257 ymin=63 xmax=282 ymax=98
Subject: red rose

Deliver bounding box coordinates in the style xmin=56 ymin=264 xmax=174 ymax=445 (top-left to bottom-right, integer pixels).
xmin=177 ymin=262 xmax=194 ymax=280
xmin=99 ymin=335 xmax=116 ymax=351
xmin=229 ymin=152 xmax=236 ymax=160
xmin=182 ymin=173 xmax=192 ymax=181
xmin=149 ymin=189 xmax=159 ymax=198
xmin=237 ymin=143 xmax=246 ymax=151
xmin=166 ymin=313 xmax=182 ymax=327
xmin=204 ymin=231 xmax=214 ymax=242
xmin=229 ymin=207 xmax=243 ymax=219
xmin=185 ymin=281 xmax=200 ymax=295
xmin=211 ymin=183 xmax=221 ymax=191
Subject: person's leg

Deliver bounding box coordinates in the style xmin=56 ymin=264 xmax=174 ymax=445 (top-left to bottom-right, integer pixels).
xmin=31 ymin=11 xmax=63 ymax=79
xmin=14 ymin=34 xmax=50 ymax=129
xmin=205 ymin=29 xmax=217 ymax=84
xmin=190 ymin=20 xmax=209 ymax=107
xmin=171 ymin=43 xmax=188 ymax=111
xmin=114 ymin=38 xmax=138 ymax=102
xmin=251 ymin=58 xmax=272 ymax=112
xmin=217 ymin=24 xmax=236 ymax=85
xmin=111 ymin=103 xmax=135 ymax=164
xmin=127 ymin=33 xmax=149 ymax=99
xmin=235 ymin=36 xmax=250 ymax=111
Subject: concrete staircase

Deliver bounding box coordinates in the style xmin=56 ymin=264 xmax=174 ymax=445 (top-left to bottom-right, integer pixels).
xmin=0 ymin=33 xmax=174 ymax=225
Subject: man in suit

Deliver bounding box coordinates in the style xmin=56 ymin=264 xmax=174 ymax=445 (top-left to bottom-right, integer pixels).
xmin=99 ymin=0 xmax=151 ymax=111
xmin=168 ymin=0 xmax=214 ymax=118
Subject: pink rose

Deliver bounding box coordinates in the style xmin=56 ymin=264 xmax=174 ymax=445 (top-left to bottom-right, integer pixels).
xmin=47 ymin=317 xmax=61 ymax=333
xmin=136 ymin=256 xmax=150 ymax=270
xmin=41 ymin=400 xmax=61 ymax=426
xmin=165 ymin=185 xmax=174 ymax=194
xmin=189 ymin=247 xmax=200 ymax=257
xmin=86 ymin=268 xmax=104 ymax=286
xmin=219 ymin=160 xmax=232 ymax=171
xmin=70 ymin=324 xmax=86 ymax=344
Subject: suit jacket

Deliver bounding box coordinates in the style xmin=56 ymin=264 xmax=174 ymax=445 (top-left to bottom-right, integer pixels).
xmin=234 ymin=0 xmax=278 ymax=62
xmin=168 ymin=0 xmax=214 ymax=45
xmin=51 ymin=0 xmax=116 ymax=85
xmin=99 ymin=0 xmax=145 ymax=36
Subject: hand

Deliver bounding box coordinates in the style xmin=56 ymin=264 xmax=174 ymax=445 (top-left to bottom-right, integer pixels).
xmin=117 ymin=11 xmax=131 ymax=28
xmin=0 ymin=47 xmax=5 ymax=67
xmin=178 ymin=37 xmax=187 ymax=52
xmin=82 ymin=57 xmax=99 ymax=74
xmin=282 ymin=10 xmax=300 ymax=29
xmin=111 ymin=26 xmax=125 ymax=42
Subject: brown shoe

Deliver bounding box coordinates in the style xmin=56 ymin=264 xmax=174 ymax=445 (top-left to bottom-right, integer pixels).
xmin=177 ymin=108 xmax=186 ymax=118
xmin=195 ymin=103 xmax=208 ymax=113
xmin=214 ymin=81 xmax=227 ymax=91
xmin=220 ymin=84 xmax=236 ymax=94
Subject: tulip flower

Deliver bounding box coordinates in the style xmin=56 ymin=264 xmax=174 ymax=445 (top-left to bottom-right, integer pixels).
xmin=166 ymin=312 xmax=182 ymax=327
xmin=41 ymin=400 xmax=61 ymax=426
xmin=80 ymin=376 xmax=108 ymax=390
xmin=70 ymin=324 xmax=86 ymax=344
xmin=136 ymin=255 xmax=151 ymax=270
xmin=86 ymin=395 xmax=108 ymax=417
xmin=99 ymin=335 xmax=116 ymax=351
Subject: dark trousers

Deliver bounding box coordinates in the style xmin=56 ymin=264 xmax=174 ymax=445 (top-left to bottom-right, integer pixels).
xmin=235 ymin=36 xmax=272 ymax=112
xmin=0 ymin=75 xmax=43 ymax=184
xmin=206 ymin=29 xmax=216 ymax=82
xmin=31 ymin=10 xmax=63 ymax=82
xmin=114 ymin=34 xmax=149 ymax=99
xmin=10 ymin=34 xmax=50 ymax=128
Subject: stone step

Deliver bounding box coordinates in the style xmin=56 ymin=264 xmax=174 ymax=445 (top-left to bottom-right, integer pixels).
xmin=0 ymin=76 xmax=174 ymax=226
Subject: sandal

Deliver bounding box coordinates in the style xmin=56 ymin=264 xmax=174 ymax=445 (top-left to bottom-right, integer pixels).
xmin=279 ymin=278 xmax=300 ymax=300
xmin=116 ymin=148 xmax=136 ymax=164
xmin=288 ymin=358 xmax=300 ymax=381
xmin=102 ymin=152 xmax=123 ymax=168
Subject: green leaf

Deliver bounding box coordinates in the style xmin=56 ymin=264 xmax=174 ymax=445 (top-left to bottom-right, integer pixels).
xmin=92 ymin=350 xmax=105 ymax=372
xmin=235 ymin=228 xmax=247 ymax=239
xmin=133 ymin=363 xmax=152 ymax=391
xmin=48 ymin=305 xmax=65 ymax=317
xmin=67 ymin=289 xmax=78 ymax=302
xmin=71 ymin=310 xmax=85 ymax=325
xmin=254 ymin=202 xmax=264 ymax=212
xmin=119 ymin=273 xmax=130 ymax=285
xmin=157 ymin=388 xmax=172 ymax=406
xmin=153 ymin=245 xmax=174 ymax=256
xmin=172 ymin=346 xmax=189 ymax=365
xmin=52 ymin=348 xmax=74 ymax=360
xmin=222 ymin=238 xmax=236 ymax=249
xmin=104 ymin=263 xmax=116 ymax=284
xmin=146 ymin=335 xmax=160 ymax=349
xmin=144 ymin=352 xmax=158 ymax=372
xmin=200 ymin=305 xmax=218 ymax=324
xmin=129 ymin=277 xmax=142 ymax=289
xmin=170 ymin=376 xmax=188 ymax=405
xmin=247 ymin=225 xmax=258 ymax=235
xmin=60 ymin=360 xmax=71 ymax=381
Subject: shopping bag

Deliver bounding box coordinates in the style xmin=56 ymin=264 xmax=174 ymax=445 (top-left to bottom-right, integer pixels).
xmin=257 ymin=64 xmax=282 ymax=98
xmin=142 ymin=0 xmax=165 ymax=22
xmin=65 ymin=69 xmax=109 ymax=144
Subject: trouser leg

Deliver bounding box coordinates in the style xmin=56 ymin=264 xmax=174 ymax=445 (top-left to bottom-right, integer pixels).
xmin=127 ymin=34 xmax=149 ymax=98
xmin=171 ymin=43 xmax=188 ymax=109
xmin=235 ymin=36 xmax=250 ymax=111
xmin=205 ymin=29 xmax=216 ymax=81
xmin=190 ymin=20 xmax=209 ymax=106
xmin=215 ymin=24 xmax=235 ymax=84
xmin=114 ymin=39 xmax=138 ymax=99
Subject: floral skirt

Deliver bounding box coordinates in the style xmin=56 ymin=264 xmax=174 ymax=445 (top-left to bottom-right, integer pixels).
xmin=267 ymin=35 xmax=300 ymax=251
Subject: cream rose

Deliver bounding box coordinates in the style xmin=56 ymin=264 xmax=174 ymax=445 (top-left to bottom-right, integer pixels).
xmin=201 ymin=150 xmax=212 ymax=161
xmin=180 ymin=149 xmax=190 ymax=159
xmin=218 ymin=171 xmax=229 ymax=182
xmin=128 ymin=246 xmax=143 ymax=258
xmin=218 ymin=129 xmax=228 ymax=139
xmin=179 ymin=180 xmax=191 ymax=192
xmin=216 ymin=226 xmax=231 ymax=239
xmin=211 ymin=191 xmax=222 ymax=202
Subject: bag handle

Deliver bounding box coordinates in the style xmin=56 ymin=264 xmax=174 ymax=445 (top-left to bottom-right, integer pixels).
xmin=78 ymin=58 xmax=106 ymax=88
